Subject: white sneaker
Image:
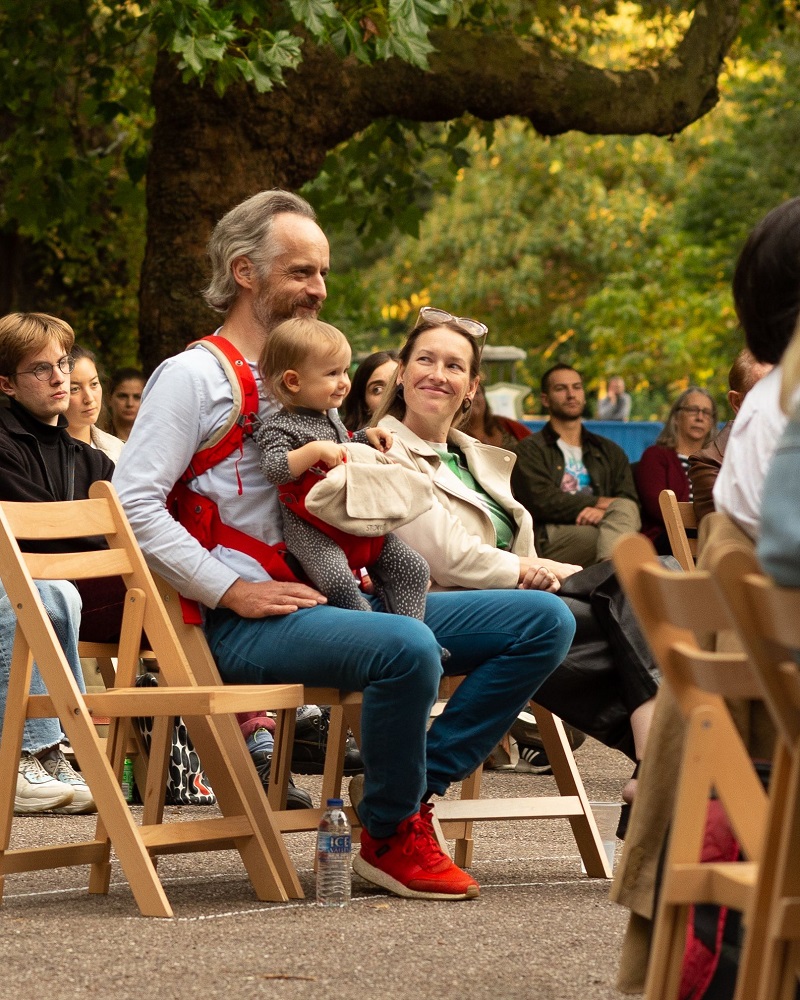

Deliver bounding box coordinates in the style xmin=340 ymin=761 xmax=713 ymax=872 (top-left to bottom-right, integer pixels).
xmin=40 ymin=748 xmax=97 ymax=814
xmin=15 ymin=752 xmax=74 ymax=814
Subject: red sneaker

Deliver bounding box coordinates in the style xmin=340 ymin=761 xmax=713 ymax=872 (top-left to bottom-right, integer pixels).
xmin=353 ymin=803 xmax=480 ymax=900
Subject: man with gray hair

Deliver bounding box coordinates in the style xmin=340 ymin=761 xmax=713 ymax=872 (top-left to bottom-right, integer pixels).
xmin=114 ymin=189 xmax=575 ymax=901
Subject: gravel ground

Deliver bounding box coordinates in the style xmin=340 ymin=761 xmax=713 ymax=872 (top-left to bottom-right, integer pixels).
xmin=0 ymin=738 xmax=634 ymax=1000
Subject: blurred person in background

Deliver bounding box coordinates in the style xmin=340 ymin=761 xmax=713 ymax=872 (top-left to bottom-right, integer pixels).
xmin=65 ymin=345 xmax=124 ymax=463
xmin=464 ymin=381 xmax=532 ymax=451
xmin=107 ymin=366 xmax=145 ymax=442
xmin=340 ymin=350 xmax=398 ymax=432
xmin=689 ymin=350 xmax=772 ymax=523
xmin=634 ymin=387 xmax=717 ymax=554
xmin=597 ymin=375 xmax=631 ymax=421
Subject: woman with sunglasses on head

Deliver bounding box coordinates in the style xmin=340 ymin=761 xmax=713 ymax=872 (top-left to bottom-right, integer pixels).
xmin=373 ymin=306 xmax=659 ymax=805
xmin=634 ymin=387 xmax=718 ymax=554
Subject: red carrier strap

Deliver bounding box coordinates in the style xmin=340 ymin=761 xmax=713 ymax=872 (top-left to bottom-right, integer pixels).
xmin=178 ymin=336 xmax=261 ymax=492
xmin=166 ymin=336 xmax=301 ymax=622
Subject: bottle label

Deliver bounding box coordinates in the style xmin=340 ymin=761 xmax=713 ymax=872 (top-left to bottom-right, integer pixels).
xmin=320 ymin=833 xmax=351 ymax=854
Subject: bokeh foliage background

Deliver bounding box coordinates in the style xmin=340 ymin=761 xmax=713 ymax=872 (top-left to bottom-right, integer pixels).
xmin=1 ymin=1 xmax=799 ymax=416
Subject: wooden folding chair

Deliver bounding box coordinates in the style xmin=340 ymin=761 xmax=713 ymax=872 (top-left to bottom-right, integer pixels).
xmin=432 ymin=677 xmax=611 ymax=876
xmin=659 ymin=488 xmax=698 ymax=571
xmin=154 ymin=570 xmax=364 ymax=834
xmin=613 ymin=533 xmax=768 ymax=1000
xmin=0 ymin=481 xmax=305 ymax=917
xmin=158 ymin=573 xmax=609 ymax=875
xmin=713 ymin=546 xmax=800 ymax=1000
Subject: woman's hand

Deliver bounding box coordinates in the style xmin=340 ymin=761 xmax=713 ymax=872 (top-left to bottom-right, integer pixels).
xmin=518 ymin=564 xmax=561 ymax=592
xmin=536 ymin=558 xmax=583 ymax=583
xmin=365 ymin=426 xmax=392 ymax=452
xmin=518 ymin=557 xmax=561 ymax=592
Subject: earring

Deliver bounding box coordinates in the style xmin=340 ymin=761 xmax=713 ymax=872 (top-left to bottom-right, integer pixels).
xmin=396 ymin=383 xmax=405 ymax=398
xmin=461 ymin=397 xmax=472 ymax=413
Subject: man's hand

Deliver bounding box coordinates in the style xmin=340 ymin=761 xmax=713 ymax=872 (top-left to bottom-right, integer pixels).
xmin=365 ymin=426 xmax=392 ymax=452
xmin=575 ymin=505 xmax=606 ymax=526
xmin=594 ymin=496 xmax=615 ymax=511
xmin=218 ymin=578 xmax=327 ymax=618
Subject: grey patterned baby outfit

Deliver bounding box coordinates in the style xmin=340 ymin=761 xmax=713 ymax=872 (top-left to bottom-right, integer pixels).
xmin=256 ymin=407 xmax=429 ymax=619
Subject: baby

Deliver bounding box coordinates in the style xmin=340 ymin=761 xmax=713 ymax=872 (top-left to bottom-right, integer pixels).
xmin=255 ymin=316 xmax=430 ymax=619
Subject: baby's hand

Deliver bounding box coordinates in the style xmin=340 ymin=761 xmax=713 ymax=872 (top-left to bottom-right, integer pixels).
xmin=365 ymin=426 xmax=392 ymax=452
xmin=315 ymin=441 xmax=348 ymax=468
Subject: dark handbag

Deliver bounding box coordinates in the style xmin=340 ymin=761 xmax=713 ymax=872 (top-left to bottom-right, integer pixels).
xmin=134 ymin=673 xmax=216 ymax=806
xmin=532 ymin=559 xmax=671 ymax=758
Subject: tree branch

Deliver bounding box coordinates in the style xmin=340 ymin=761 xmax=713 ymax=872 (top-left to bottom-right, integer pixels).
xmin=139 ymin=0 xmax=743 ymax=365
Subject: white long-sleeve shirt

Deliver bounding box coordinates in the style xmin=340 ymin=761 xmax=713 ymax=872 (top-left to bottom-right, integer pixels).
xmin=713 ymin=365 xmax=786 ymax=540
xmin=113 ymin=339 xmax=281 ymax=607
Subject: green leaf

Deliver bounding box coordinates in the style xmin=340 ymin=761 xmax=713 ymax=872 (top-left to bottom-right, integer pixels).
xmin=287 ymin=0 xmax=341 ymax=37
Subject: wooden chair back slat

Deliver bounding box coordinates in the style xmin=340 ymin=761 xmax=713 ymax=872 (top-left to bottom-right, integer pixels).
xmin=659 ymin=488 xmax=697 ymax=572
xmin=1 ymin=498 xmax=117 ymax=539
xmin=24 ymin=548 xmax=134 ymax=581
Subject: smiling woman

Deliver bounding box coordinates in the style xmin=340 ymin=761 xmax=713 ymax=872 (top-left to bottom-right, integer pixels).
xmin=373 ymin=307 xmax=661 ymax=803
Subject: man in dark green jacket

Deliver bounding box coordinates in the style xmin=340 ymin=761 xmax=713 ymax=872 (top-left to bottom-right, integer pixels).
xmin=511 ymin=363 xmax=640 ymax=566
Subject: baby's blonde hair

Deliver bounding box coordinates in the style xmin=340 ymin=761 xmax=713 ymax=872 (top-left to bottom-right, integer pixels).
xmin=259 ymin=317 xmax=350 ymax=409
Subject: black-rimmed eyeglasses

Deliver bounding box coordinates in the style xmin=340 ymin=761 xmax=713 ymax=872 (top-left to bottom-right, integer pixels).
xmin=13 ymin=355 xmax=76 ymax=382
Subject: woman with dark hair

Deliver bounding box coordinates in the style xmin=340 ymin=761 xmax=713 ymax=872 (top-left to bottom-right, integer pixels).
xmin=66 ymin=345 xmax=124 ymax=462
xmin=107 ymin=366 xmax=145 ymax=442
xmin=634 ymin=387 xmax=718 ymax=553
xmin=716 ymin=196 xmax=800 ymax=538
xmin=372 ymin=306 xmax=660 ymax=803
xmin=464 ymin=381 xmax=532 ymax=451
xmin=340 ymin=350 xmax=398 ymax=431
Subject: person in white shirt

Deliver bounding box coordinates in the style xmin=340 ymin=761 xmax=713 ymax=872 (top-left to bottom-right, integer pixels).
xmin=713 ymin=197 xmax=800 ymax=539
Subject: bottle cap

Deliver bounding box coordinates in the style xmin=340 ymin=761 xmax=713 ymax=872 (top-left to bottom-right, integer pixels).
xmin=326 ymin=798 xmax=344 ymax=807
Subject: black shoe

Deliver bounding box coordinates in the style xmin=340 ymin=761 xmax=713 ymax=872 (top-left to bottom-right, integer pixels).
xmin=616 ymin=761 xmax=640 ymax=841
xmin=516 ymin=743 xmax=554 ymax=775
xmin=291 ymin=708 xmax=364 ymax=776
xmin=249 ymin=744 xmax=313 ymax=810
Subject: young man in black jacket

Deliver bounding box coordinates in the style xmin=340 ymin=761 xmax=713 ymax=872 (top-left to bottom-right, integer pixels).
xmin=0 ymin=312 xmax=119 ymax=814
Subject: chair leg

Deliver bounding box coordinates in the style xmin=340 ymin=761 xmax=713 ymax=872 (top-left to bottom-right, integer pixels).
xmin=529 ymin=703 xmax=610 ymax=878
xmin=453 ymin=766 xmax=482 ymax=868
xmin=269 ymin=709 xmax=296 ymax=812
xmin=321 ymin=705 xmax=346 ymax=804
xmin=735 ymin=739 xmax=791 ymax=1000
xmin=758 ymin=744 xmax=800 ymax=1000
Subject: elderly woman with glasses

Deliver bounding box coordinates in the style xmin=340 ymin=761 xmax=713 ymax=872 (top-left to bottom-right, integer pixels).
xmin=372 ymin=306 xmax=660 ymax=807
xmin=634 ymin=387 xmax=718 ymax=554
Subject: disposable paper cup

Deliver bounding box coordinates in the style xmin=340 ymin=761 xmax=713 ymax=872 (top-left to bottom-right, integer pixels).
xmin=581 ymin=801 xmax=621 ymax=874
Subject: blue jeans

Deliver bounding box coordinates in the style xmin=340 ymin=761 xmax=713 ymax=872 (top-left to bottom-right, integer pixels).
xmin=0 ymin=579 xmax=85 ymax=753
xmin=205 ymin=588 xmax=575 ymax=838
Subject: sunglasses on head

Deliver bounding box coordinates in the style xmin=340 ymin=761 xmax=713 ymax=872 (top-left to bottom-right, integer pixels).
xmin=417 ymin=306 xmax=488 ymax=342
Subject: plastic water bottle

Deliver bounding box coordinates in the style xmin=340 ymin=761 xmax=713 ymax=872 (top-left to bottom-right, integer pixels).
xmin=316 ymin=798 xmax=351 ymax=906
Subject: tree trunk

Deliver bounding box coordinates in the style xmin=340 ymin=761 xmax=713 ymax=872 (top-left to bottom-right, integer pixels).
xmin=139 ymin=0 xmax=741 ymax=369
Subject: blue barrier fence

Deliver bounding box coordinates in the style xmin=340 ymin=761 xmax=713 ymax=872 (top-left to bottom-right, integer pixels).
xmin=521 ymin=420 xmax=664 ymax=463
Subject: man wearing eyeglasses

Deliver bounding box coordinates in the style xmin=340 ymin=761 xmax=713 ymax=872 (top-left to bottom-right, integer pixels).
xmin=0 ymin=312 xmax=115 ymax=816
xmin=511 ymin=363 xmax=641 ymax=567
xmin=114 ymin=189 xmax=575 ymax=902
